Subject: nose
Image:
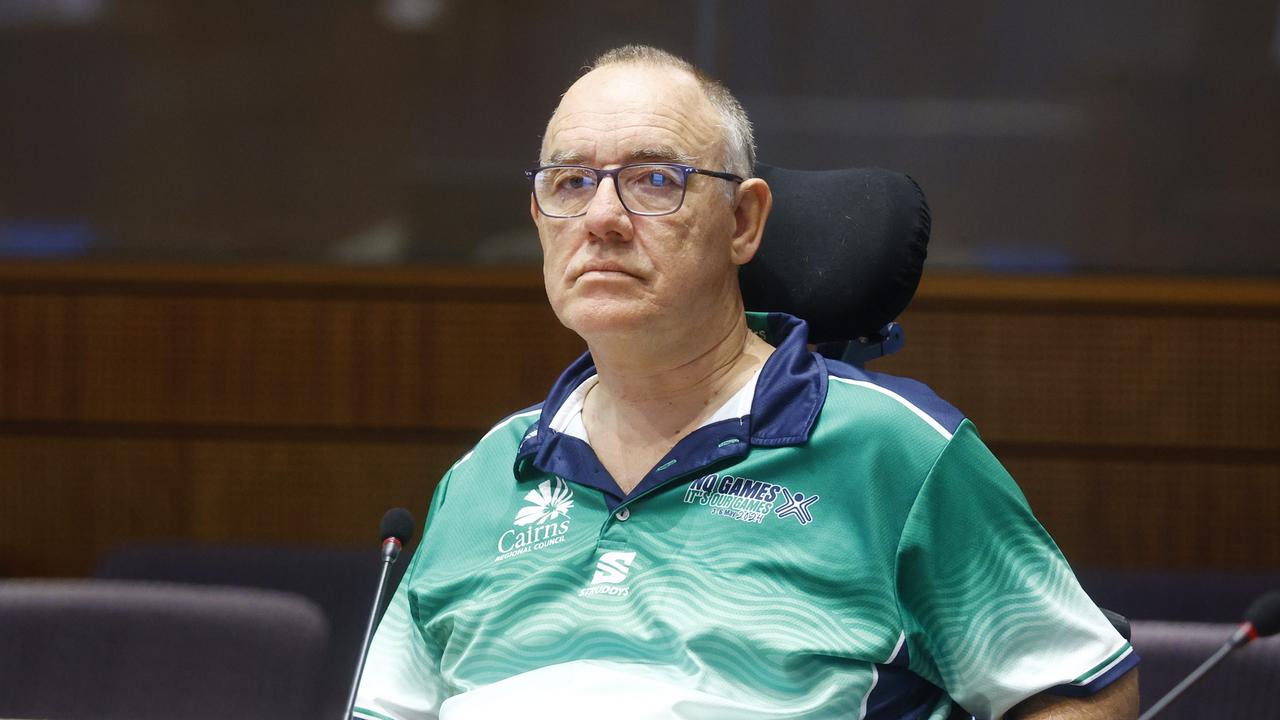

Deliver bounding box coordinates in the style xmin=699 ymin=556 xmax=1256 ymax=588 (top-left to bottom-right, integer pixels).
xmin=582 ymin=175 xmax=633 ymax=243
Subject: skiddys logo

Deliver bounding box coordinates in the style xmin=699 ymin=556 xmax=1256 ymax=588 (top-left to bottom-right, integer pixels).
xmin=682 ymin=473 xmax=819 ymax=526
xmin=494 ymin=478 xmax=574 ymax=562
xmin=579 ymin=550 xmax=637 ymax=598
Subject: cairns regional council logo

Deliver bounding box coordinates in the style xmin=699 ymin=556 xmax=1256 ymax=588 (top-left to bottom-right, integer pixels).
xmin=683 ymin=473 xmax=819 ymax=525
xmin=494 ymin=478 xmax=574 ymax=563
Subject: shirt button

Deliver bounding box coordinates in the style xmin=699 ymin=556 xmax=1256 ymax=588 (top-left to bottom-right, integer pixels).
xmin=614 ymin=508 xmax=631 ymax=521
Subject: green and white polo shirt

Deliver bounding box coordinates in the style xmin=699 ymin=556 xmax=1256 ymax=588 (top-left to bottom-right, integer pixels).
xmin=354 ymin=312 xmax=1137 ymax=720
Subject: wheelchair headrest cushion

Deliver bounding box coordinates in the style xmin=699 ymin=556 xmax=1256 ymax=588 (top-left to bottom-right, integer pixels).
xmin=740 ymin=164 xmax=930 ymax=343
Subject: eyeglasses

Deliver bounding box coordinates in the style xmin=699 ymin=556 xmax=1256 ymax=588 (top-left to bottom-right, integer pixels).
xmin=525 ymin=163 xmax=744 ymax=218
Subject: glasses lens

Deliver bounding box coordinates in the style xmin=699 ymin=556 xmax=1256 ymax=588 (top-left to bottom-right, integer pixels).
xmin=535 ymin=166 xmax=597 ymax=217
xmin=618 ymin=164 xmax=687 ymax=214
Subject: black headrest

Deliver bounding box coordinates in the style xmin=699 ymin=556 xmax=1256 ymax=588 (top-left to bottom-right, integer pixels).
xmin=740 ymin=164 xmax=931 ymax=344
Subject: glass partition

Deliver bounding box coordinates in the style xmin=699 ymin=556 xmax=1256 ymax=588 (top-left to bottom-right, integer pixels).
xmin=1 ymin=0 xmax=1277 ymax=274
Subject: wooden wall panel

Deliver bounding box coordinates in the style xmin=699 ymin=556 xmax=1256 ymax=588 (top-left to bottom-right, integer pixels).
xmin=0 ymin=436 xmax=189 ymax=577
xmin=181 ymin=439 xmax=465 ymax=545
xmin=1007 ymin=456 xmax=1280 ymax=570
xmin=0 ymin=435 xmax=469 ymax=577
xmin=0 ymin=263 xmax=1276 ymax=577
xmin=880 ymin=309 xmax=1279 ymax=451
xmin=36 ymin=296 xmax=579 ymax=428
xmin=0 ymin=294 xmax=77 ymax=419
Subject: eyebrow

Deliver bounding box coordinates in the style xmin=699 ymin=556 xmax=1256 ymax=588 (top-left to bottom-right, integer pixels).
xmin=544 ymin=145 xmax=697 ymax=166
xmin=627 ymin=146 xmax=697 ymax=165
xmin=545 ymin=149 xmax=586 ymax=165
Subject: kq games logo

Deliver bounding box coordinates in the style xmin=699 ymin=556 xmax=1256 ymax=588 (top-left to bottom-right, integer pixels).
xmin=494 ymin=478 xmax=574 ymax=563
xmin=579 ymin=551 xmax=636 ymax=598
xmin=682 ymin=473 xmax=819 ymax=525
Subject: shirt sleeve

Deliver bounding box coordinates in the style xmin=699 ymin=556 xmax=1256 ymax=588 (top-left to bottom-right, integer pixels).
xmin=893 ymin=419 xmax=1138 ymax=719
xmin=353 ymin=471 xmax=456 ymax=720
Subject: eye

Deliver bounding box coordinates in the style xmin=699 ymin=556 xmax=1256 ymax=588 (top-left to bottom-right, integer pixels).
xmin=626 ymin=165 xmax=683 ymax=191
xmin=549 ymin=168 xmax=595 ymax=193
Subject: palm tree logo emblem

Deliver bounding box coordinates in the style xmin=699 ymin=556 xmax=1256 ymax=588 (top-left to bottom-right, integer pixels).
xmin=514 ymin=478 xmax=575 ymax=526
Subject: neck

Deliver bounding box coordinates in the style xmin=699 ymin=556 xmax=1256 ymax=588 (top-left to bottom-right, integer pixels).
xmin=583 ymin=310 xmax=773 ymax=445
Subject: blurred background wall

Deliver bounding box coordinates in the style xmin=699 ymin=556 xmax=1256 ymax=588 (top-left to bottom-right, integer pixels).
xmin=0 ymin=0 xmax=1277 ymax=578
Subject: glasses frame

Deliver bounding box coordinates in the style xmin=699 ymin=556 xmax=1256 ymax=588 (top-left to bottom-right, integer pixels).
xmin=524 ymin=163 xmax=744 ymax=218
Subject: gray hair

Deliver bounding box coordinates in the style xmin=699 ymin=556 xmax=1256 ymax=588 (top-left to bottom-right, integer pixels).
xmin=549 ymin=45 xmax=756 ymax=178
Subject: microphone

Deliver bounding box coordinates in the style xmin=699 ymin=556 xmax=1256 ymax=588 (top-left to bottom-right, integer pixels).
xmin=1138 ymin=590 xmax=1280 ymax=719
xmin=343 ymin=508 xmax=416 ymax=720
xmin=377 ymin=507 xmax=415 ymax=564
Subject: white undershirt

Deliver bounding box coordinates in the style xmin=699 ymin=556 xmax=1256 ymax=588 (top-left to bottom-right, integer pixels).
xmin=548 ymin=368 xmax=762 ymax=445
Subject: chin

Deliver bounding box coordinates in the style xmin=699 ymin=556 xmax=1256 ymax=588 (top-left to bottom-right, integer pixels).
xmin=554 ymin=297 xmax=655 ymax=339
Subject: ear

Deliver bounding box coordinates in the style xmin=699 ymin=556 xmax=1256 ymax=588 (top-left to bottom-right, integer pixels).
xmin=728 ymin=178 xmax=772 ymax=266
xmin=529 ymin=193 xmax=541 ymax=225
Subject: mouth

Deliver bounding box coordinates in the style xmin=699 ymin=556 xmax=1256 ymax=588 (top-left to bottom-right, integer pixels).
xmin=574 ymin=263 xmax=639 ymax=282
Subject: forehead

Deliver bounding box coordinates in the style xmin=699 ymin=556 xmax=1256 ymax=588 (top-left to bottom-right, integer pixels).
xmin=542 ymin=64 xmax=722 ymax=165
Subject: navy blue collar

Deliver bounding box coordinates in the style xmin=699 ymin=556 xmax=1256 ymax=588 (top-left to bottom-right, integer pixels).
xmin=513 ymin=312 xmax=828 ymax=507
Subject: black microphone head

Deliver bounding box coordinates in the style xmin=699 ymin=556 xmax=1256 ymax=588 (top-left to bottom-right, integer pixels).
xmin=1245 ymin=590 xmax=1280 ymax=637
xmin=379 ymin=507 xmax=415 ymax=546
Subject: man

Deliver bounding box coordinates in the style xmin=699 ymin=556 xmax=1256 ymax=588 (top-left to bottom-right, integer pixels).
xmin=355 ymin=45 xmax=1138 ymax=719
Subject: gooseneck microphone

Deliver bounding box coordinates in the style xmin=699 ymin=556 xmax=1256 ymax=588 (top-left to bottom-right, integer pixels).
xmin=343 ymin=507 xmax=416 ymax=720
xmin=376 ymin=507 xmax=415 ymax=565
xmin=1138 ymin=590 xmax=1280 ymax=719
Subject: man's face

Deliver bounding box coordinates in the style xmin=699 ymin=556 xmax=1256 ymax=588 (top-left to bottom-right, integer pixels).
xmin=533 ymin=64 xmax=744 ymax=342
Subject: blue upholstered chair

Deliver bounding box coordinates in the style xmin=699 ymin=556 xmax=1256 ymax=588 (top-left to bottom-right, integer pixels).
xmin=95 ymin=543 xmax=408 ymax=720
xmin=1131 ymin=620 xmax=1280 ymax=718
xmin=742 ymin=164 xmax=930 ymax=367
xmin=0 ymin=579 xmax=328 ymax=720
